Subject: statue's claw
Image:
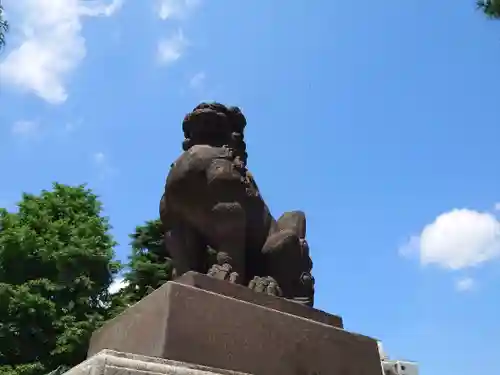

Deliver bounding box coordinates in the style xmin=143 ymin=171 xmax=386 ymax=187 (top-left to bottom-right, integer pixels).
xmin=248 ymin=276 xmax=283 ymax=297
xmin=207 ymin=263 xmax=240 ymax=283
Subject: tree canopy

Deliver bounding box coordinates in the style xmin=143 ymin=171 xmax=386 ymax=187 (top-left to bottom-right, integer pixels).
xmin=120 ymin=218 xmax=173 ymax=304
xmin=0 ymin=186 xmax=177 ymax=374
xmin=478 ymin=0 xmax=500 ymax=18
xmin=0 ymin=183 xmax=120 ymax=375
xmin=0 ymin=2 xmax=8 ymax=51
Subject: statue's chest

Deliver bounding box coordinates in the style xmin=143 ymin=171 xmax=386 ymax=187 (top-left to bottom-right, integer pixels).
xmin=207 ymin=158 xmax=243 ymax=182
xmin=207 ymin=158 xmax=261 ymax=199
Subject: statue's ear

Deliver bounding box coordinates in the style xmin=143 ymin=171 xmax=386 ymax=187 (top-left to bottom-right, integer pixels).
xmin=276 ymin=211 xmax=306 ymax=239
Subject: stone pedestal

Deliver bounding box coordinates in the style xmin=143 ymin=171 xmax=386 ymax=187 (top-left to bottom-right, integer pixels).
xmin=65 ymin=350 xmax=249 ymax=375
xmin=87 ymin=272 xmax=383 ymax=375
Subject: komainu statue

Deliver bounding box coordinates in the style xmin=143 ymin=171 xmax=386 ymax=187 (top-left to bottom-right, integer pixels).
xmin=160 ymin=103 xmax=315 ymax=307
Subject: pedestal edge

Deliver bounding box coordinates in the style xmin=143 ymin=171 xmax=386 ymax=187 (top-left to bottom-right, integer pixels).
xmin=66 ymin=350 xmax=252 ymax=375
xmin=176 ymin=271 xmax=343 ymax=328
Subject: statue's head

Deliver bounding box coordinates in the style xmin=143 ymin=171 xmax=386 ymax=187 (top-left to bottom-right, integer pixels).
xmin=181 ymin=102 xmax=248 ymax=164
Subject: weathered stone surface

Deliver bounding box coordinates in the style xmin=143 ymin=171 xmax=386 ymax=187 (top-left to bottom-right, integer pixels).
xmin=88 ymin=275 xmax=383 ymax=375
xmin=65 ymin=350 xmax=250 ymax=375
xmin=175 ymin=271 xmax=342 ymax=328
xmin=160 ymin=102 xmax=315 ymax=306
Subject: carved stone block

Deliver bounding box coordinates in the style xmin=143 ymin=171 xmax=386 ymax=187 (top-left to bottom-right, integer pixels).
xmin=65 ymin=350 xmax=249 ymax=375
xmin=88 ymin=273 xmax=383 ymax=375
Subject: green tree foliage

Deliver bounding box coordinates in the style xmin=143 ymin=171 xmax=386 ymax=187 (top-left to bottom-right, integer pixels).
xmin=120 ymin=219 xmax=173 ymax=304
xmin=0 ymin=183 xmax=121 ymax=375
xmin=118 ymin=219 xmax=218 ymax=307
xmin=478 ymin=0 xmax=500 ymax=18
xmin=0 ymin=2 xmax=8 ymax=51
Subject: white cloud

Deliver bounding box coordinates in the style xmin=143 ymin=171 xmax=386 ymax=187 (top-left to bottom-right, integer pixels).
xmin=157 ymin=29 xmax=188 ymax=65
xmin=189 ymin=71 xmax=205 ymax=89
xmin=11 ymin=120 xmax=40 ymax=137
xmin=79 ymin=0 xmax=124 ymax=17
xmin=455 ymin=277 xmax=475 ymax=292
xmin=400 ymin=208 xmax=500 ymax=270
xmin=0 ymin=0 xmax=123 ymax=104
xmin=398 ymin=235 xmax=420 ymax=258
xmin=109 ymin=277 xmax=128 ymax=294
xmin=156 ymin=0 xmax=200 ymax=20
xmin=156 ymin=0 xmax=200 ymax=66
xmin=494 ymin=203 xmax=500 ymax=211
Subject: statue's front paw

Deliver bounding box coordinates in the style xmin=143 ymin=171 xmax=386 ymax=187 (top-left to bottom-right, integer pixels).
xmin=248 ymin=276 xmax=283 ymax=297
xmin=207 ymin=263 xmax=240 ymax=283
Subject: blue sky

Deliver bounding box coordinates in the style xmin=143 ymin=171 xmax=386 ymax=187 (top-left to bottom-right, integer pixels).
xmin=1 ymin=1 xmax=500 ymax=373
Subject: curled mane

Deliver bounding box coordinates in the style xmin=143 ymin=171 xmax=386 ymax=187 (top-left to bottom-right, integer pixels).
xmin=181 ymin=102 xmax=248 ymax=165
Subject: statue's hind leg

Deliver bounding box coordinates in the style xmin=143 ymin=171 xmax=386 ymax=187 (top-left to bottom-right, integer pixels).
xmin=261 ymin=211 xmax=315 ymax=306
xmin=276 ymin=211 xmax=307 ymax=238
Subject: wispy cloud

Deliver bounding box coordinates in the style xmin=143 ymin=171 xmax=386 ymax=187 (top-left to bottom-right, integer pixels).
xmin=0 ymin=0 xmax=124 ymax=104
xmin=455 ymin=277 xmax=475 ymax=292
xmin=157 ymin=29 xmax=189 ymax=65
xmin=11 ymin=120 xmax=40 ymax=138
xmin=92 ymin=151 xmax=118 ymax=180
xmin=93 ymin=152 xmax=106 ymax=165
xmin=156 ymin=0 xmax=200 ymax=21
xmin=156 ymin=0 xmax=200 ymax=66
xmin=80 ymin=0 xmax=124 ymax=17
xmin=494 ymin=202 xmax=500 ymax=211
xmin=63 ymin=118 xmax=83 ymax=133
xmin=185 ymin=71 xmax=219 ymax=101
xmin=189 ymin=71 xmax=205 ymax=90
